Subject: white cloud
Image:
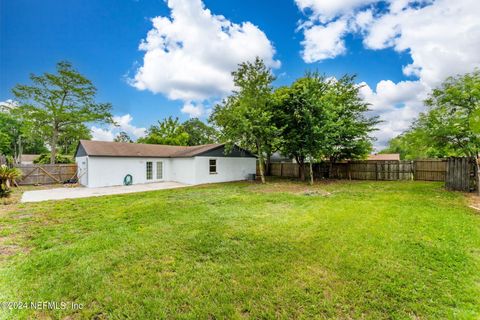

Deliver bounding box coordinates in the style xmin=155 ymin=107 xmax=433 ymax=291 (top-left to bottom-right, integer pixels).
xmin=130 ymin=0 xmax=280 ymax=107
xmin=90 ymin=114 xmax=146 ymax=142
xmin=181 ymin=102 xmax=205 ymax=118
xmin=0 ymin=99 xmax=18 ymax=112
xmin=91 ymin=126 xmax=115 ymax=141
xmin=295 ymin=0 xmax=480 ymax=149
xmin=354 ymin=9 xmax=374 ymax=31
xmin=112 ymin=114 xmax=146 ymax=138
xmin=364 ymin=0 xmax=480 ymax=87
xmin=301 ymin=19 xmax=348 ymax=62
xmin=359 ymin=80 xmax=427 ymax=112
xmin=295 ymin=0 xmax=376 ymax=23
xmin=359 ymin=80 xmax=428 ymax=149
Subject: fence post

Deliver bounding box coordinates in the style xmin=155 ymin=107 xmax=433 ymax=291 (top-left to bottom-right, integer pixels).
xmin=410 ymin=161 xmax=413 ymax=180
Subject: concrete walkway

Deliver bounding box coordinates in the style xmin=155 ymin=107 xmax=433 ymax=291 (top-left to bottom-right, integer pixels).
xmin=21 ymin=182 xmax=189 ymax=203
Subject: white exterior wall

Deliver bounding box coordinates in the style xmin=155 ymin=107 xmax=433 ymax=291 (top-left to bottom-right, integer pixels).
xmin=194 ymin=156 xmax=256 ymax=184
xmin=78 ymin=157 xmax=173 ymax=188
xmin=75 ymin=155 xmax=255 ymax=187
xmin=168 ymin=158 xmax=197 ymax=184
xmin=76 ymin=156 xmax=88 ymax=186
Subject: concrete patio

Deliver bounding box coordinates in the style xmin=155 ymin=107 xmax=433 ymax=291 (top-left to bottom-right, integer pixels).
xmin=21 ymin=182 xmax=189 ymax=203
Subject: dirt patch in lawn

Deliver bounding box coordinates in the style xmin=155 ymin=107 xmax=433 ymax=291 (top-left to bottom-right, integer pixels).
xmin=466 ymin=194 xmax=480 ymax=214
xmin=247 ymin=179 xmax=340 ymax=195
xmin=0 ymin=236 xmax=29 ymax=259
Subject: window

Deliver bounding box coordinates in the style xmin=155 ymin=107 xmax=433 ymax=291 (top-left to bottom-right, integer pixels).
xmin=146 ymin=161 xmax=153 ymax=180
xmin=156 ymin=161 xmax=163 ymax=180
xmin=209 ymin=159 xmax=217 ymax=174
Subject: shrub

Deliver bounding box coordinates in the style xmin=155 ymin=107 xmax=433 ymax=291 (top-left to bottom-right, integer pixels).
xmin=0 ymin=165 xmax=22 ymax=198
xmin=34 ymin=153 xmax=74 ymax=164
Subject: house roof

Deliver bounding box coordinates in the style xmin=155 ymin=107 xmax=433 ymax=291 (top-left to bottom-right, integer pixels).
xmin=367 ymin=153 xmax=401 ymax=161
xmin=75 ymin=140 xmax=255 ymax=158
xmin=20 ymin=154 xmax=40 ymax=162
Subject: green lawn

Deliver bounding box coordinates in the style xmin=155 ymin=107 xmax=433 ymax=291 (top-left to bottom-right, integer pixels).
xmin=1 ymin=180 xmax=479 ymax=319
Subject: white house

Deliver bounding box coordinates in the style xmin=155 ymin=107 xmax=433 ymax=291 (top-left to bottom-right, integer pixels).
xmin=74 ymin=140 xmax=257 ymax=188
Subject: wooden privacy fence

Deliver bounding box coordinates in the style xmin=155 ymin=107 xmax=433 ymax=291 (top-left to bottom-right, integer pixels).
xmin=261 ymin=159 xmax=447 ymax=182
xmin=445 ymin=157 xmax=476 ymax=192
xmin=260 ymin=158 xmax=480 ymax=191
xmin=414 ymin=159 xmax=447 ymax=181
xmin=14 ymin=164 xmax=77 ymax=185
xmin=314 ymin=161 xmax=416 ymax=180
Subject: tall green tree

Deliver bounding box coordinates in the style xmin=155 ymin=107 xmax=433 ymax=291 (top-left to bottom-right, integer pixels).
xmin=323 ymin=76 xmax=378 ymax=164
xmin=422 ymin=70 xmax=480 ymax=192
xmin=272 ymin=74 xmax=330 ymax=183
xmin=380 ymin=125 xmax=459 ymax=160
xmin=12 ymin=61 xmax=113 ymax=164
xmin=210 ymin=57 xmax=278 ymax=183
xmin=421 ymin=70 xmax=480 ymax=157
xmin=0 ymin=112 xmax=21 ymax=157
xmin=273 ymin=73 xmax=377 ymax=183
xmin=382 ymin=70 xmax=480 ymax=160
xmin=0 ymin=109 xmax=47 ymax=161
xmin=380 ymin=129 xmax=428 ymax=160
xmin=138 ymin=117 xmax=190 ymax=146
xmin=114 ymin=131 xmax=133 ymax=143
xmin=182 ymin=118 xmax=218 ymax=146
xmin=58 ymin=123 xmax=92 ymax=155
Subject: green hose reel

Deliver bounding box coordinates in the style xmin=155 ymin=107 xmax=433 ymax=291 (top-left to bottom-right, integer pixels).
xmin=123 ymin=174 xmax=133 ymax=186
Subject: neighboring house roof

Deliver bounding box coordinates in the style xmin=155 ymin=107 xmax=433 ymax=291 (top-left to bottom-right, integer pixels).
xmin=75 ymin=140 xmax=256 ymax=158
xmin=20 ymin=154 xmax=40 ymax=163
xmin=270 ymin=152 xmax=293 ymax=163
xmin=367 ymin=153 xmax=401 ymax=161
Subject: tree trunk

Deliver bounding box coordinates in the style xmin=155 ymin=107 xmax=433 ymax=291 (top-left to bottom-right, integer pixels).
xmin=13 ymin=136 xmax=19 ymax=165
xmin=298 ymin=160 xmax=305 ymax=181
xmin=476 ymin=156 xmax=480 ymax=196
xmin=258 ymin=154 xmax=266 ymax=184
xmin=309 ymin=161 xmax=314 ymax=185
xmin=329 ymin=159 xmax=333 ymax=179
xmin=256 ymin=141 xmax=266 ymax=184
xmin=265 ymin=152 xmax=271 ymax=176
xmin=51 ymin=128 xmax=59 ymax=164
xmin=17 ymin=135 xmax=22 ymax=165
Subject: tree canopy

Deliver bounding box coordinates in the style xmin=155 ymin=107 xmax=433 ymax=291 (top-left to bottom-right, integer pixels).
xmin=210 ymin=57 xmax=278 ymax=183
xmin=381 ymin=70 xmax=480 ymax=159
xmin=0 ymin=108 xmax=47 ymax=161
xmin=182 ymin=118 xmax=218 ymax=146
xmin=273 ymin=73 xmax=377 ymax=182
xmin=272 ymin=75 xmax=330 ymax=182
xmin=114 ymin=131 xmax=133 ymax=143
xmin=138 ymin=117 xmax=190 ymax=146
xmin=12 ymin=61 xmax=113 ymax=163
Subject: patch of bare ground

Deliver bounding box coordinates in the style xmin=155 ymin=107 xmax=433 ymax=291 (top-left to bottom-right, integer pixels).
xmin=246 ymin=178 xmax=340 ymax=195
xmin=0 ymin=235 xmax=29 ymax=260
xmin=466 ymin=194 xmax=480 ymax=214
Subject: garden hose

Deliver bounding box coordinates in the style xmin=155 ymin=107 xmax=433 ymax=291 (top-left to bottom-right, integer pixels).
xmin=123 ymin=174 xmax=133 ymax=186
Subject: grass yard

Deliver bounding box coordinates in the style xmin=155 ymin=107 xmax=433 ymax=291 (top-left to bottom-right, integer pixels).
xmin=1 ymin=180 xmax=480 ymax=319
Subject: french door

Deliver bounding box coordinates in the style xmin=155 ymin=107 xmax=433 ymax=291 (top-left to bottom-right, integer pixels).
xmin=156 ymin=161 xmax=163 ymax=180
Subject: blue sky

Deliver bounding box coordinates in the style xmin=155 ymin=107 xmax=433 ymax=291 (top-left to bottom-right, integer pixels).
xmin=1 ymin=0 xmax=479 ymax=148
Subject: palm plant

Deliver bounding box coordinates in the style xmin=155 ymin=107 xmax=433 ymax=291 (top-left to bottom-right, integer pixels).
xmin=0 ymin=165 xmax=22 ymax=197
